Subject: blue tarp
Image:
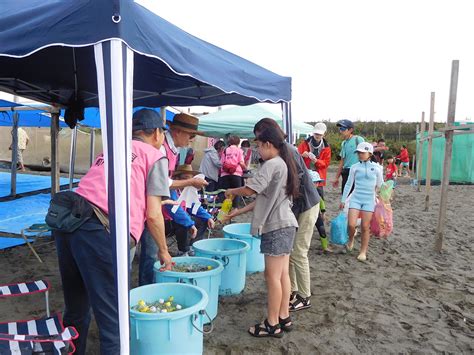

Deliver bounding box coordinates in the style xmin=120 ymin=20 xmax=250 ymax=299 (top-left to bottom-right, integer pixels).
xmin=0 ymin=172 xmax=77 ymax=198
xmin=0 ymin=0 xmax=291 ymax=107
xmin=0 ymin=193 xmax=50 ymax=235
xmin=0 ymin=237 xmax=33 ymax=250
xmin=0 ymin=99 xmax=174 ymax=128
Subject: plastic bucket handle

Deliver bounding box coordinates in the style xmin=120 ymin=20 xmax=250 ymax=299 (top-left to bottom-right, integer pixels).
xmin=191 ymin=310 xmax=213 ymax=335
xmin=177 ymin=278 xmax=197 ymax=286
xmin=212 ymin=255 xmax=229 ymax=267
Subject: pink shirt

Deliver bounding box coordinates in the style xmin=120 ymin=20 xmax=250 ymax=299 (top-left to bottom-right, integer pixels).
xmin=220 ymin=145 xmax=244 ymax=177
xmin=76 ymin=140 xmax=164 ymax=242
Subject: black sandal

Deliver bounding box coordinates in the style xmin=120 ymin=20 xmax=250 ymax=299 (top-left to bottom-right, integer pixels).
xmin=289 ymin=294 xmax=311 ymax=312
xmin=279 ymin=316 xmax=293 ymax=332
xmin=248 ymin=319 xmax=284 ymax=338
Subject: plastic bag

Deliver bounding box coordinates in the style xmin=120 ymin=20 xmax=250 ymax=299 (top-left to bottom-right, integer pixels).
xmin=370 ymin=199 xmax=393 ymax=238
xmin=330 ymin=212 xmax=349 ymax=245
xmin=379 ymin=180 xmax=394 ymax=203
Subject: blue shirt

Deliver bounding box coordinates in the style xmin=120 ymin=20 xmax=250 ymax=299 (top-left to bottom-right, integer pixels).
xmin=340 ymin=135 xmax=365 ymax=169
xmin=341 ymin=160 xmax=383 ymax=203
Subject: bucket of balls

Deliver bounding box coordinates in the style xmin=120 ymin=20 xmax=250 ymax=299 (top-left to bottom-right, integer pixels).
xmin=154 ymin=257 xmax=223 ymax=320
xmin=130 ymin=283 xmax=209 ymax=355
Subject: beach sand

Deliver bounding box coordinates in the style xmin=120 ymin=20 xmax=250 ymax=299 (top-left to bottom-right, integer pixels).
xmin=1 ymin=177 xmax=473 ymax=354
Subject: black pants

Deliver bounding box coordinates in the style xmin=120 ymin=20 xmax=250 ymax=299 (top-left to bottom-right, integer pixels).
xmin=205 ymin=177 xmax=219 ymax=193
xmin=315 ymin=187 xmax=327 ymax=238
xmin=341 ymin=168 xmax=355 ymax=195
xmin=166 ymin=218 xmax=208 ymax=253
xmin=54 ymin=216 xmax=119 ymax=355
xmin=218 ymin=174 xmax=243 ymax=207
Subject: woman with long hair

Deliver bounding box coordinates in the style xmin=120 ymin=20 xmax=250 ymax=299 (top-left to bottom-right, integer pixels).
xmin=224 ymin=126 xmax=300 ymax=337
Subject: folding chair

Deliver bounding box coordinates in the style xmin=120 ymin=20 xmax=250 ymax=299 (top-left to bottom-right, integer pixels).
xmin=0 ymin=280 xmax=78 ymax=354
xmin=20 ymin=224 xmax=53 ymax=264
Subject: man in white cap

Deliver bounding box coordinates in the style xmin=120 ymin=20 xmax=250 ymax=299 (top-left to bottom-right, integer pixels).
xmin=298 ymin=123 xmax=332 ymax=252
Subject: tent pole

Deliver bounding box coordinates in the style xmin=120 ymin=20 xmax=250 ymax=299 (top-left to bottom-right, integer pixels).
xmin=424 ymin=92 xmax=435 ymax=211
xmin=10 ymin=112 xmax=19 ymax=197
xmin=417 ymin=112 xmax=425 ymax=192
xmin=90 ymin=128 xmax=96 ymax=166
xmin=161 ymin=106 xmax=167 ymax=126
xmin=50 ymin=112 xmax=60 ymax=196
xmin=435 ymin=60 xmax=459 ymax=252
xmin=69 ymin=126 xmax=78 ymax=190
xmin=288 ymin=102 xmax=294 ymax=145
xmin=94 ymin=40 xmax=133 ymax=354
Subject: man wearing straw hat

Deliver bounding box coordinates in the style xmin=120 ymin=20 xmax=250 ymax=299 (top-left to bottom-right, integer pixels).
xmin=139 ymin=113 xmax=209 ymax=285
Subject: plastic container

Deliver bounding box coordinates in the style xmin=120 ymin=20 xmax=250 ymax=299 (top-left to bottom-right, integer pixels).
xmin=154 ymin=257 xmax=224 ymax=320
xmin=192 ymin=238 xmax=249 ymax=296
xmin=130 ymin=283 xmax=209 ymax=355
xmin=223 ymin=223 xmax=264 ymax=273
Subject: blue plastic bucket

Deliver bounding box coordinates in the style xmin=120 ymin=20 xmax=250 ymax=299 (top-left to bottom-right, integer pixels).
xmin=130 ymin=283 xmax=209 ymax=355
xmin=223 ymin=223 xmax=264 ymax=273
xmin=192 ymin=238 xmax=250 ymax=296
xmin=154 ymin=257 xmax=223 ymax=320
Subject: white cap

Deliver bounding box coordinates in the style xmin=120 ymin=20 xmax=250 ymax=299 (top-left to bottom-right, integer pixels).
xmin=355 ymin=142 xmax=374 ymax=154
xmin=313 ymin=122 xmax=327 ymax=135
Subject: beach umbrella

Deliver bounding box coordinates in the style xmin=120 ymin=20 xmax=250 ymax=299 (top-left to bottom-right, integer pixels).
xmin=0 ymin=1 xmax=291 ymax=352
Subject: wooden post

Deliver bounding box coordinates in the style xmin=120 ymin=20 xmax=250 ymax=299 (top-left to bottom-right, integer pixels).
xmin=90 ymin=128 xmax=96 ymax=167
xmin=10 ymin=112 xmax=19 ymax=196
xmin=435 ymin=60 xmax=459 ymax=252
xmin=50 ymin=112 xmax=60 ymax=196
xmin=424 ymin=93 xmax=435 ymax=211
xmin=417 ymin=112 xmax=426 ymax=192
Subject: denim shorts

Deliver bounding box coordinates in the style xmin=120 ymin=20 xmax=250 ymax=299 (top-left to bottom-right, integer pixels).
xmin=260 ymin=227 xmax=296 ymax=256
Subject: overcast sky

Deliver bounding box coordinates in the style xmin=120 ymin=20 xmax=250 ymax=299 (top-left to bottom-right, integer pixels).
xmin=138 ymin=0 xmax=474 ymax=123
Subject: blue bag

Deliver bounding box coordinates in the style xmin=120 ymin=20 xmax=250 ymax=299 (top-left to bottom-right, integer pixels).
xmin=330 ymin=212 xmax=349 ymax=245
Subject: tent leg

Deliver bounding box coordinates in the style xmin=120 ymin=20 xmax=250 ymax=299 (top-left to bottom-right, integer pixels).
xmin=94 ymin=39 xmax=133 ymax=355
xmin=50 ymin=112 xmax=60 ymax=196
xmin=281 ymin=102 xmax=293 ymax=144
xmin=69 ymin=126 xmax=78 ymax=190
xmin=10 ymin=112 xmax=19 ymax=197
xmin=90 ymin=128 xmax=95 ymax=166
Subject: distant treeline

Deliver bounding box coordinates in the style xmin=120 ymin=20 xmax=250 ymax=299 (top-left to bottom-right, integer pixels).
xmin=301 ymin=121 xmax=445 ymax=163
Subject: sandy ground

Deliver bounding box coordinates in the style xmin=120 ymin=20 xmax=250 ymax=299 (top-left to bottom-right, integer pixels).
xmin=1 ymin=174 xmax=473 ymax=354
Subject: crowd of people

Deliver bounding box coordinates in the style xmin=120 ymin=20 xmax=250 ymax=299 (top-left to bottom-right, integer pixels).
xmin=47 ymin=109 xmax=408 ymax=351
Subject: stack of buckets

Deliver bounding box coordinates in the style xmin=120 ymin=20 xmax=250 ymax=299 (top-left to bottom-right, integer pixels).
xmin=129 ymin=223 xmax=262 ymax=355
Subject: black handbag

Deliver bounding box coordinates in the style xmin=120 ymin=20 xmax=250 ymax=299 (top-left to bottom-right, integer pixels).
xmin=46 ymin=191 xmax=93 ymax=233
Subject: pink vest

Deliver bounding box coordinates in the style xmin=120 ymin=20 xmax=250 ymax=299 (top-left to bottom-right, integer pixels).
xmin=164 ymin=137 xmax=178 ymax=177
xmin=76 ymin=140 xmax=164 ymax=242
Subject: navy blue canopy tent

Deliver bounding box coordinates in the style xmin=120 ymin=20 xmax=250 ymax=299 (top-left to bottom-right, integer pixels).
xmin=0 ymin=1 xmax=292 ymax=352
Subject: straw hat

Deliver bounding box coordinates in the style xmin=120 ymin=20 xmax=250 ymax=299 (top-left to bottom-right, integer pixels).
xmin=168 ymin=113 xmax=205 ymax=136
xmin=173 ymin=164 xmax=200 ymax=178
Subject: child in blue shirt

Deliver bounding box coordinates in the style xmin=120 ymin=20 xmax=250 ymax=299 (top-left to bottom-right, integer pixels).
xmin=340 ymin=142 xmax=383 ymax=262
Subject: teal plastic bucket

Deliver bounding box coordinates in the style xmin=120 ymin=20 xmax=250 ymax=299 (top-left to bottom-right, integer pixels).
xmin=223 ymin=223 xmax=264 ymax=274
xmin=153 ymin=257 xmax=223 ymax=320
xmin=130 ymin=283 xmax=209 ymax=355
xmin=192 ymin=238 xmax=250 ymax=296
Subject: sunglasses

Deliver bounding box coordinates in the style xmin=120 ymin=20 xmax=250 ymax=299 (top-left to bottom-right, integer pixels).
xmin=339 ymin=127 xmax=348 ymax=132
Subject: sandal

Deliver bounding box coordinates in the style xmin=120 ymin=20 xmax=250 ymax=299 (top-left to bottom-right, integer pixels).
xmin=248 ymin=319 xmax=284 ymax=338
xmin=289 ymin=294 xmax=311 ymax=312
xmin=279 ymin=316 xmax=293 ymax=332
